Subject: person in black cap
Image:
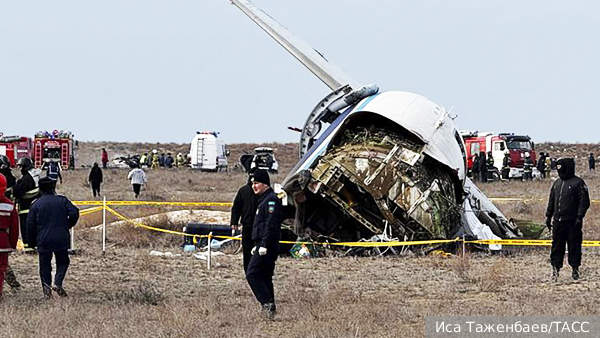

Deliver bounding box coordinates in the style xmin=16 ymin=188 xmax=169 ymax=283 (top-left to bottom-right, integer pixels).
xmin=245 ymin=169 xmax=281 ymax=319
xmin=230 ymin=169 xmax=258 ymax=273
xmin=546 ymin=158 xmax=590 ymax=281
xmin=27 ymin=177 xmax=79 ymax=299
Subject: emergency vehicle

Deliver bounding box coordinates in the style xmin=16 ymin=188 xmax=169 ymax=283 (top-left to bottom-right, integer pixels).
xmin=189 ymin=131 xmax=229 ymax=171
xmin=0 ymin=133 xmax=34 ymax=167
xmin=460 ymin=131 xmax=536 ymax=179
xmin=33 ymin=130 xmax=76 ymax=169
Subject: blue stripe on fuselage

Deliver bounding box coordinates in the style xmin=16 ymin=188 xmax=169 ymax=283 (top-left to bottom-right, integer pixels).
xmin=289 ymin=93 xmax=380 ymax=173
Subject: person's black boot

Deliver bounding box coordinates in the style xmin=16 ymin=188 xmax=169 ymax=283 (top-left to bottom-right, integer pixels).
xmin=53 ymin=286 xmax=68 ymax=298
xmin=552 ymin=266 xmax=560 ymax=282
xmin=262 ymin=303 xmax=276 ymax=320
xmin=572 ymin=267 xmax=580 ymax=281
xmin=43 ymin=286 xmax=53 ymax=300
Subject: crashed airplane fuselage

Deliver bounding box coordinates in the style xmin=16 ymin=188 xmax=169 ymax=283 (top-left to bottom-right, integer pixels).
xmin=227 ymin=0 xmax=520 ymax=244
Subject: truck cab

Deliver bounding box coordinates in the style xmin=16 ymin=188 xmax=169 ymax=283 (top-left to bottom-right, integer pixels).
xmin=461 ymin=131 xmax=536 ymax=179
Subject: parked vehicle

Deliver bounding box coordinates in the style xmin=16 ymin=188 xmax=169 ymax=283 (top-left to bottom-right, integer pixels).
xmin=0 ymin=134 xmax=33 ymax=167
xmin=240 ymin=147 xmax=279 ymax=174
xmin=460 ymin=131 xmax=536 ymax=180
xmin=33 ymin=130 xmax=76 ymax=169
xmin=189 ymin=131 xmax=229 ymax=171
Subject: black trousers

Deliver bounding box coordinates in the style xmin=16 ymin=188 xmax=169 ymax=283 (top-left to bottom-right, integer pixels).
xmin=132 ymin=184 xmax=141 ymax=197
xmin=246 ymin=248 xmax=277 ymax=306
xmin=242 ymin=224 xmax=253 ymax=274
xmin=39 ymin=250 xmax=70 ymax=289
xmin=91 ymin=181 xmax=101 ymax=197
xmin=550 ymin=220 xmax=582 ymax=269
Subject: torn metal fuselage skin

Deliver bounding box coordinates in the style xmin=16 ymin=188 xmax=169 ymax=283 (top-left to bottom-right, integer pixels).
xmin=283 ymin=91 xmax=468 ymax=243
xmin=227 ymin=0 xmax=521 ymax=246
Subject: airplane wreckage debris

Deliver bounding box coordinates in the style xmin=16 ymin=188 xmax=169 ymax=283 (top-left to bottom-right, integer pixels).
xmin=228 ymin=0 xmax=524 ymax=251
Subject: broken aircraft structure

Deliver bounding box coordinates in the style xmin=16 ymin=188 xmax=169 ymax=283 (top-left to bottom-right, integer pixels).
xmin=228 ymin=0 xmax=521 ymax=247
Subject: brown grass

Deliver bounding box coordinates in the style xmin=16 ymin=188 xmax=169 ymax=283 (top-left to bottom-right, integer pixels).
xmin=1 ymin=142 xmax=600 ymax=337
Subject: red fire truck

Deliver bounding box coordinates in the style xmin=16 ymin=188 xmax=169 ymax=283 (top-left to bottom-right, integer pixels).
xmin=460 ymin=131 xmax=536 ymax=179
xmin=0 ymin=133 xmax=34 ymax=167
xmin=33 ymin=130 xmax=76 ymax=169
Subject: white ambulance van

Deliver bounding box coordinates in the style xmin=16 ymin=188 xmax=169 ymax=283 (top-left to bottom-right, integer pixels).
xmin=189 ymin=132 xmax=228 ymax=171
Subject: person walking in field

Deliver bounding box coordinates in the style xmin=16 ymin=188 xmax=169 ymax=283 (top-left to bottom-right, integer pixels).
xmin=546 ymin=158 xmax=590 ymax=281
xmin=27 ymin=177 xmax=79 ymax=299
xmin=0 ymin=173 xmax=19 ymax=299
xmin=88 ymin=162 xmax=103 ymax=198
xmin=589 ymin=153 xmax=595 ymax=172
xmin=127 ymin=164 xmax=147 ymax=198
xmin=245 ymin=169 xmax=281 ymax=319
xmin=101 ymin=148 xmax=109 ymax=169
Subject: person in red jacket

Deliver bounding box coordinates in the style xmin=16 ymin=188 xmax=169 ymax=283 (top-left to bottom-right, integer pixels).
xmin=0 ymin=173 xmax=19 ymax=299
xmin=101 ymin=148 xmax=109 ymax=169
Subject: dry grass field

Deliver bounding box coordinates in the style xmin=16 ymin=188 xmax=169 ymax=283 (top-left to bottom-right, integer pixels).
xmin=1 ymin=142 xmax=599 ymax=338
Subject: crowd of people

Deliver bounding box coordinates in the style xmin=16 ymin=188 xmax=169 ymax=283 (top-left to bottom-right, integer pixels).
xmin=0 ymin=155 xmax=79 ymax=301
xmin=0 ymin=147 xmax=594 ymax=318
xmin=471 ymin=151 xmax=559 ymax=183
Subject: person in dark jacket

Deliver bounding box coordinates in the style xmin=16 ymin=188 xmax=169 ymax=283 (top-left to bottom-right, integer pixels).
xmin=230 ymin=170 xmax=259 ymax=273
xmin=12 ymin=157 xmax=38 ymax=247
xmin=478 ymin=151 xmax=487 ymax=183
xmin=42 ymin=160 xmax=63 ymax=184
xmin=27 ymin=177 xmax=79 ymax=299
xmin=246 ymin=169 xmax=281 ymax=319
xmin=165 ymin=153 xmax=174 ymax=168
xmin=501 ymin=151 xmax=511 ymax=180
xmin=537 ymin=152 xmax=547 ymax=179
xmin=88 ymin=162 xmax=103 ymax=198
xmin=589 ymin=153 xmax=595 ymax=172
xmin=471 ymin=154 xmax=480 ymax=182
xmin=545 ymin=158 xmax=590 ymax=281
xmin=0 ymin=173 xmax=19 ymax=298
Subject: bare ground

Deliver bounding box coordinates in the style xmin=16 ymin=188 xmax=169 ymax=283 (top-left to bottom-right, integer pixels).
xmin=1 ymin=142 xmax=599 ymax=337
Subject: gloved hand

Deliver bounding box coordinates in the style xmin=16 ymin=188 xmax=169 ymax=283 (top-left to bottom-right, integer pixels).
xmin=251 ymin=246 xmax=257 ymax=255
xmin=575 ymin=218 xmax=583 ymax=228
xmin=545 ymin=217 xmax=552 ymax=231
xmin=258 ymin=247 xmax=267 ymax=256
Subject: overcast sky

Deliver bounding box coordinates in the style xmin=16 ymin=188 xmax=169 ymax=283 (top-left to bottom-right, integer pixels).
xmin=1 ymin=0 xmax=598 ymax=144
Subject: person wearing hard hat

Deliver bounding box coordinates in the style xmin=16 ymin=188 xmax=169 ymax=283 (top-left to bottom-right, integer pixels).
xmin=0 ymin=173 xmax=19 ymax=299
xmin=245 ymin=169 xmax=281 ymax=320
xmin=501 ymin=150 xmax=511 ymax=180
xmin=12 ymin=157 xmax=39 ymax=246
xmin=151 ymin=150 xmax=160 ymax=170
xmin=176 ymin=153 xmax=186 ymax=167
xmin=523 ymin=152 xmax=533 ymax=181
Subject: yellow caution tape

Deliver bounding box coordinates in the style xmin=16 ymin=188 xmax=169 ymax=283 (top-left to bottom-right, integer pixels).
xmin=79 ymin=206 xmax=104 ymax=216
xmin=74 ymin=200 xmax=233 ymax=207
xmin=467 ymin=239 xmax=600 ymax=247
